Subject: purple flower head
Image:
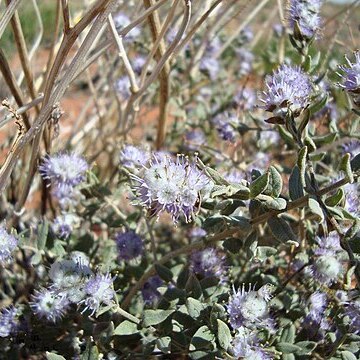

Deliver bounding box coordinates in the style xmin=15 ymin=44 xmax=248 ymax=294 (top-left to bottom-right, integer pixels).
xmin=132 ymin=56 xmax=146 ymax=76
xmin=115 ymin=231 xmax=143 ymax=261
xmin=343 ymin=139 xmax=360 ymax=158
xmin=52 ymin=214 xmax=78 ymax=240
xmin=288 ymin=0 xmax=322 ymax=39
xmin=0 ymin=306 xmax=19 ymax=337
xmin=314 ymin=232 xmax=341 ymax=256
xmin=273 ymin=23 xmax=285 ymax=37
xmin=213 ymin=112 xmax=239 ymax=143
xmin=115 ymin=76 xmax=131 ymax=99
xmin=141 ymin=275 xmax=163 ymax=305
xmin=344 ymin=298 xmax=360 ymax=333
xmin=234 ymin=87 xmax=256 ymax=111
xmin=190 ymin=248 xmax=227 ymax=283
xmin=113 ymin=12 xmax=140 ymax=41
xmin=39 ymin=152 xmax=88 ymax=187
xmin=51 ymin=183 xmax=83 ymax=210
xmin=306 ymin=291 xmax=328 ymax=323
xmin=131 ymin=154 xmax=213 ymax=223
xmin=120 ymin=144 xmax=150 ymax=169
xmin=262 ymin=64 xmax=312 ymax=117
xmin=232 ymin=327 xmax=272 ymax=360
xmin=0 ymin=226 xmax=17 ymax=264
xmin=240 ymin=27 xmax=254 ymax=44
xmin=344 ymin=183 xmax=360 ymax=217
xmin=189 ymin=227 xmax=207 ymax=239
xmin=338 ymin=52 xmax=360 ymax=94
xmin=309 ymin=255 xmax=342 ymax=285
xmin=227 ymin=284 xmax=275 ymax=332
xmin=236 ymin=48 xmax=254 ymax=76
xmin=224 ymin=169 xmax=245 ymax=184
xmin=200 ymin=57 xmax=220 ymax=80
xmin=184 ymin=129 xmax=206 ymax=151
xmin=49 ymin=258 xmax=93 ymax=292
xmin=82 ymin=273 xmax=115 ymax=316
xmin=258 ymin=130 xmax=280 ymax=150
xmin=31 ymin=288 xmax=70 ymax=322
xmin=247 ymin=152 xmax=270 ymax=173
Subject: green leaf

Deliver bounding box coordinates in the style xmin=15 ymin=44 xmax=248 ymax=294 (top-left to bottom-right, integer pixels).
xmin=297 ymin=146 xmax=308 ymax=188
xmin=31 ymin=252 xmax=42 ymax=266
xmin=268 ymin=216 xmax=299 ymax=245
xmin=46 ymin=353 xmax=66 ymax=360
xmin=255 ymin=246 xmax=277 ymax=262
xmin=276 ymin=342 xmax=302 ymax=353
xmin=155 ymin=264 xmax=173 ymax=282
xmin=185 ymin=274 xmax=203 ymax=299
xmin=113 ymin=320 xmax=139 ymax=336
xmin=280 ymin=323 xmax=296 ymax=343
xmin=262 ymin=196 xmax=287 ymax=210
xmin=313 ymin=132 xmax=337 ymax=147
xmin=186 ymin=297 xmax=208 ymax=319
xmin=142 ymin=309 xmax=175 ymax=327
xmin=325 ymin=188 xmax=344 ymax=207
xmin=351 ymin=153 xmax=360 ymax=172
xmin=157 ymin=337 xmax=171 ymax=354
xmin=190 ymin=325 xmax=216 ymax=351
xmin=177 ymin=266 xmax=189 ymax=289
xmin=340 ymin=153 xmax=354 ymax=183
xmin=308 ymin=197 xmax=324 ymax=222
xmin=341 ymin=350 xmax=358 ymax=360
xmin=216 ymin=319 xmax=231 ymax=351
xmin=202 ymin=215 xmax=226 ymax=233
xmin=289 ymin=166 xmax=304 ymax=201
xmin=308 ymin=94 xmax=328 ymax=116
xmin=37 ymin=219 xmax=49 ymax=250
xmin=80 ymin=341 xmax=99 ymax=360
xmin=250 ymin=172 xmax=269 ymax=198
xmin=294 ymin=341 xmax=317 ymax=355
xmin=265 ymin=166 xmax=283 ymax=198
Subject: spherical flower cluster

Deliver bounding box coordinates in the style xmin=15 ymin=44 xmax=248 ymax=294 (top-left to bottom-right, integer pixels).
xmin=32 ymin=253 xmax=115 ymax=320
xmin=113 ymin=12 xmax=140 ymax=41
xmin=344 ymin=183 xmax=360 ymax=217
xmin=308 ymin=232 xmax=344 ymax=285
xmin=141 ymin=275 xmax=163 ymax=305
xmin=232 ymin=327 xmax=272 ymax=360
xmin=39 ymin=152 xmax=88 ymax=210
xmin=199 ymin=37 xmax=221 ymax=80
xmin=52 ymin=214 xmax=78 ymax=240
xmin=190 ymin=248 xmax=227 ymax=283
xmin=40 ymin=153 xmax=88 ymax=187
xmin=82 ymin=273 xmax=115 ymax=316
xmin=0 ymin=306 xmax=19 ymax=337
xmin=288 ymin=0 xmax=323 ymax=39
xmin=0 ymin=226 xmax=18 ymax=264
xmin=115 ymin=76 xmax=131 ymax=99
xmin=189 ymin=227 xmax=207 ymax=239
xmin=343 ymin=139 xmax=360 ymax=158
xmin=224 ymin=169 xmax=245 ymax=184
xmin=236 ymin=48 xmax=254 ymax=76
xmin=338 ymin=51 xmax=360 ymax=107
xmin=131 ymin=154 xmax=213 ymax=223
xmin=234 ymin=87 xmax=256 ymax=111
xmin=120 ymin=144 xmax=150 ymax=169
xmin=132 ymin=56 xmax=146 ymax=76
xmin=302 ymin=291 xmax=330 ymax=339
xmin=258 ymin=130 xmax=280 ymax=150
xmin=115 ymin=231 xmax=143 ymax=261
xmin=344 ymin=298 xmax=360 ymax=333
xmin=262 ymin=64 xmax=312 ymax=117
xmin=184 ymin=129 xmax=206 ymax=151
xmin=227 ymin=284 xmax=275 ymax=332
xmin=31 ymin=288 xmax=70 ymax=322
xmin=212 ymin=112 xmax=239 ymax=143
xmin=199 ymin=57 xmax=220 ymax=81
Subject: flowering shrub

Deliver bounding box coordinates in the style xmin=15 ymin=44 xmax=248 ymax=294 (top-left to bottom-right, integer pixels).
xmin=0 ymin=0 xmax=360 ymax=359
